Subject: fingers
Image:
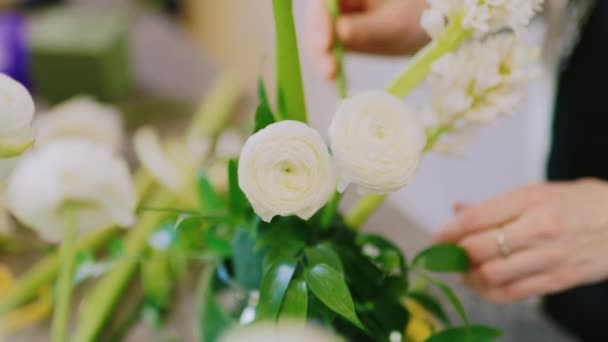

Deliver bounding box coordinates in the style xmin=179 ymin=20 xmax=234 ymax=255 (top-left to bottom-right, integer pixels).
xmin=459 ymin=215 xmax=535 ymax=264
xmin=306 ymin=0 xmax=337 ymax=79
xmin=437 ymin=186 xmax=544 ymax=242
xmin=336 ymin=6 xmax=409 ymax=54
xmin=466 ymin=248 xmax=557 ymax=290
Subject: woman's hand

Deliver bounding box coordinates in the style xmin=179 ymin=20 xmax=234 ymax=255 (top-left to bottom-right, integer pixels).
xmin=306 ymin=0 xmax=430 ymax=80
xmin=436 ymin=179 xmax=608 ymax=303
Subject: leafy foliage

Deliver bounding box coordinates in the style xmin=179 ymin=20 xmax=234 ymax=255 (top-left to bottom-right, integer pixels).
xmin=413 ymin=243 xmax=470 ymax=273
xmin=426 ymin=325 xmax=502 ymax=342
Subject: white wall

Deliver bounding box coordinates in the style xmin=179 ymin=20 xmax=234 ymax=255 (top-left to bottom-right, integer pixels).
xmin=192 ymin=1 xmax=555 ymax=232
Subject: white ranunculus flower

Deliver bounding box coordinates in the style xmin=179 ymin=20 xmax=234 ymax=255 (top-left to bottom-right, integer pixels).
xmin=329 ymin=91 xmax=426 ymax=194
xmin=238 ymin=121 xmax=336 ymax=222
xmin=0 ymin=73 xmax=35 ymax=161
xmin=34 ymin=96 xmax=124 ymax=150
xmin=220 ymin=322 xmax=340 ymax=342
xmin=7 ymin=140 xmax=136 ymax=242
xmin=133 ymin=126 xmax=184 ymax=192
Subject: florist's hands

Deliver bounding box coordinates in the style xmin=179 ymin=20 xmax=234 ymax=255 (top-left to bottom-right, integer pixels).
xmin=436 ymin=179 xmax=608 ymax=303
xmin=306 ymin=0 xmax=430 ymax=79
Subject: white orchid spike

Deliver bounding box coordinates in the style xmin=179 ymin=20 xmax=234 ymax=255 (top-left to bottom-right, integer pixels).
xmin=424 ymin=33 xmax=540 ymax=154
xmin=421 ymin=0 xmax=544 ymax=38
xmin=7 ymin=140 xmax=136 ymax=242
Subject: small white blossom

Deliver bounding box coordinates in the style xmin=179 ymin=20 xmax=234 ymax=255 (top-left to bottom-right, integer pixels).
xmin=215 ymin=129 xmax=244 ymax=159
xmin=424 ymin=33 xmax=540 ymax=154
xmin=34 ymin=96 xmax=124 ymax=151
xmin=0 ymin=73 xmax=35 ymax=166
xmin=421 ymin=0 xmax=544 ymax=37
xmin=7 ymin=140 xmax=136 ymax=242
xmin=329 ymin=91 xmax=426 ymax=194
xmin=133 ymin=126 xmax=184 ymax=192
xmin=238 ymin=121 xmax=336 ymax=222
xmin=0 ymin=184 xmax=13 ymax=234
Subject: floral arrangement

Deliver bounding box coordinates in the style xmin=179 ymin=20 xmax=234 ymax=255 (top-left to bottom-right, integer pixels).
xmin=0 ymin=0 xmax=543 ymax=341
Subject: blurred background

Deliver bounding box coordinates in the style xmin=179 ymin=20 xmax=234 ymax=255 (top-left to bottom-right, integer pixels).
xmin=0 ymin=0 xmax=570 ymax=341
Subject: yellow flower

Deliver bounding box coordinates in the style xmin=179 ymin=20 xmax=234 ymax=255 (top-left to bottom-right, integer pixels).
xmin=0 ymin=264 xmax=52 ymax=337
xmin=404 ymin=298 xmax=442 ymax=342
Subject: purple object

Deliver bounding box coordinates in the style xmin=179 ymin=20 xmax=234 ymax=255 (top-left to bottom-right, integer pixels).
xmin=0 ymin=13 xmax=30 ymax=88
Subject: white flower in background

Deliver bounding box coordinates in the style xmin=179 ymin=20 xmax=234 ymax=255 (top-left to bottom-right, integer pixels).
xmin=7 ymin=140 xmax=136 ymax=242
xmin=34 ymin=96 xmax=124 ymax=151
xmin=215 ymin=128 xmax=244 ymax=159
xmin=238 ymin=121 xmax=336 ymax=222
xmin=421 ymin=0 xmax=544 ymax=38
xmin=133 ymin=126 xmax=184 ymax=192
xmin=0 ymin=185 xmax=13 ymax=234
xmin=0 ymin=73 xmax=35 ymax=173
xmin=424 ymin=33 xmax=540 ymax=154
xmin=207 ymin=160 xmax=229 ymax=193
xmin=329 ymin=91 xmax=426 ymax=194
xmin=220 ymin=322 xmax=340 ymax=342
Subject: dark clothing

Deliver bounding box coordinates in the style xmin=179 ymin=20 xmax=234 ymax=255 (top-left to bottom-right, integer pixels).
xmin=545 ymin=2 xmax=608 ymax=341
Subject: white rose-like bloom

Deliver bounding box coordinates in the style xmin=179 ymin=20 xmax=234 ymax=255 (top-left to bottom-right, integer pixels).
xmin=0 ymin=73 xmax=35 ymax=162
xmin=34 ymin=96 xmax=124 ymax=151
xmin=220 ymin=322 xmax=340 ymax=342
xmin=329 ymin=91 xmax=426 ymax=194
xmin=238 ymin=121 xmax=336 ymax=222
xmin=7 ymin=140 xmax=136 ymax=242
xmin=421 ymin=0 xmax=544 ymax=38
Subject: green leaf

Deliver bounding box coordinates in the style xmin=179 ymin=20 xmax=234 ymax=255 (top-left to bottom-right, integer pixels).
xmin=253 ymin=102 xmax=276 ymax=134
xmin=305 ymin=244 xmax=343 ymax=274
xmin=304 ymin=264 xmax=363 ymax=330
xmin=108 ymin=237 xmax=125 ymax=258
xmin=422 ymin=274 xmax=469 ymax=326
xmin=198 ymin=267 xmax=234 ymax=342
xmin=257 ymin=260 xmax=297 ymax=321
xmin=425 ymin=325 xmax=502 ymax=342
xmin=203 ymin=226 xmax=233 ymax=258
xmin=254 ymin=77 xmax=276 ymax=133
xmin=408 ymin=291 xmax=451 ymax=326
xmin=413 ymin=243 xmax=470 ymax=273
xmin=231 ymin=228 xmax=264 ymax=289
xmin=228 ymin=159 xmax=248 ymax=217
xmin=278 ymin=276 xmax=308 ymax=321
xmin=272 ymin=0 xmax=308 ymax=122
xmin=142 ymin=250 xmax=172 ymax=309
xmin=198 ymin=173 xmax=224 ymax=212
xmin=356 ymin=234 xmax=407 ymax=275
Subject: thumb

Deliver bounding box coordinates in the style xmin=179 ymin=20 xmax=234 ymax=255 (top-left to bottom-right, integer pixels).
xmin=336 ymin=9 xmax=396 ymax=53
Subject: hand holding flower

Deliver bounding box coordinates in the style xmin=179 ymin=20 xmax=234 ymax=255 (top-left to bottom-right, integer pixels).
xmin=437 ymin=179 xmax=608 ymax=303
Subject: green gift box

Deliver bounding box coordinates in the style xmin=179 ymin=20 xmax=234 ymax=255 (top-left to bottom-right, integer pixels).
xmin=29 ymin=8 xmax=130 ymax=103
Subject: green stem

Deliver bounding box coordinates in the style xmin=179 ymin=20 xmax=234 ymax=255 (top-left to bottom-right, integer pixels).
xmin=51 ymin=206 xmax=78 ymax=342
xmin=320 ymin=191 xmax=342 ymax=229
xmin=326 ymin=0 xmax=348 ymax=99
xmin=272 ymin=0 xmax=308 ymax=122
xmin=387 ymin=14 xmax=471 ymax=98
xmin=0 ymin=226 xmax=120 ymax=315
xmin=73 ymin=190 xmax=174 ymax=342
xmin=345 ymin=16 xmax=472 ymax=229
xmin=344 ymin=194 xmax=387 ymax=229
